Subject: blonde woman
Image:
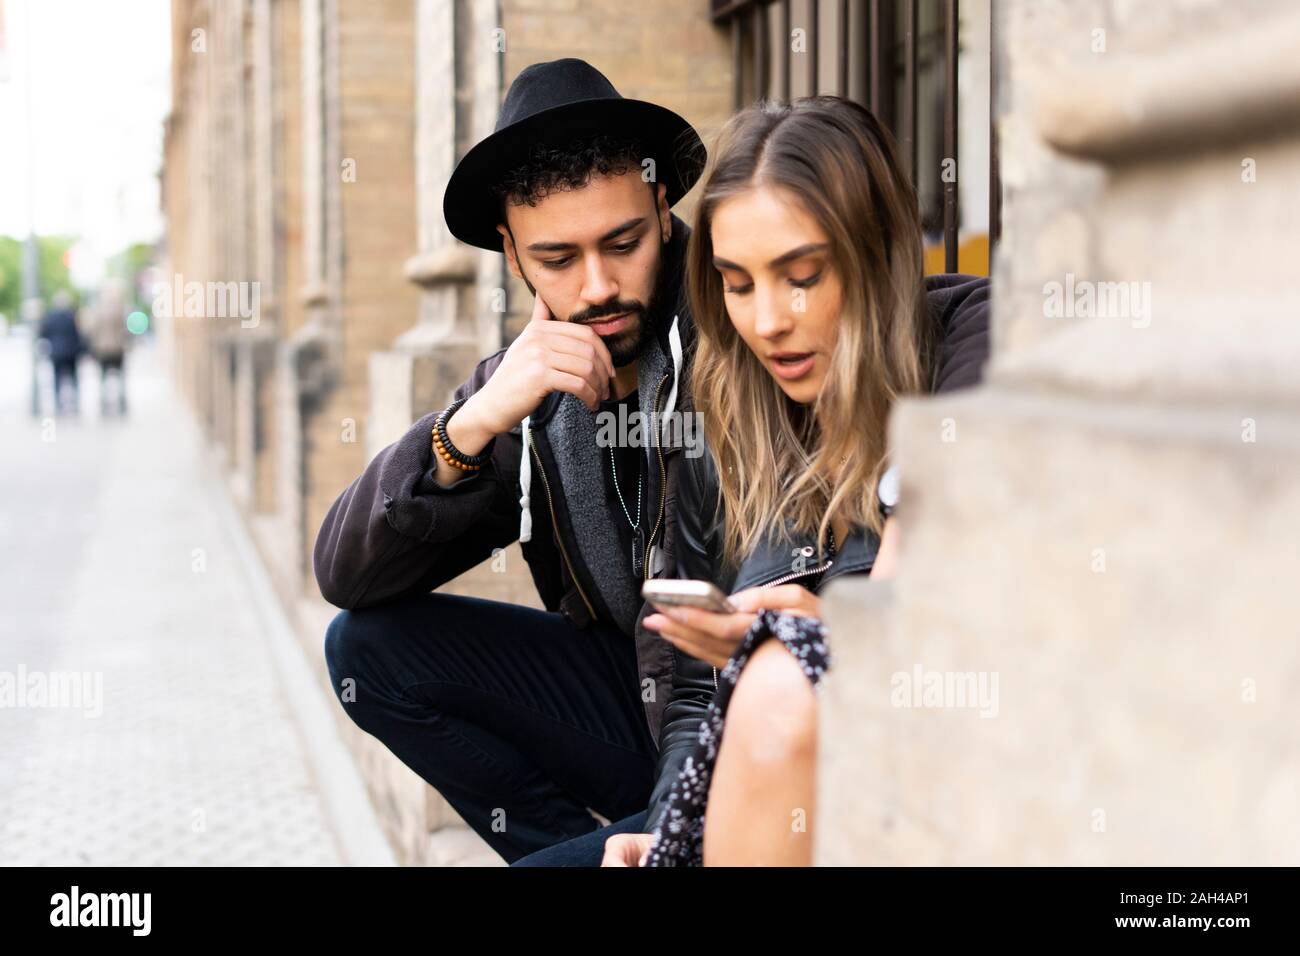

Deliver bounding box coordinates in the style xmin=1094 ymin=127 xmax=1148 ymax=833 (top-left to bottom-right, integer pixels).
xmin=616 ymin=96 xmax=990 ymax=866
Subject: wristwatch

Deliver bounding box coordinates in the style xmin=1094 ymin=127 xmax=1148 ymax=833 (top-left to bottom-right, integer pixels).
xmin=878 ymin=464 xmax=899 ymax=518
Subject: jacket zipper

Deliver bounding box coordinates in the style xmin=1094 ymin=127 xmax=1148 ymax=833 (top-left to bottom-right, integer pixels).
xmin=754 ymin=559 xmax=835 ymax=589
xmin=528 ymin=432 xmax=597 ymax=621
xmin=642 ymin=373 xmax=670 ymax=580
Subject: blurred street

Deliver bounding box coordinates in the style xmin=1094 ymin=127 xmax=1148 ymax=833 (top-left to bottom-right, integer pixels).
xmin=0 ymin=333 xmax=345 ymax=865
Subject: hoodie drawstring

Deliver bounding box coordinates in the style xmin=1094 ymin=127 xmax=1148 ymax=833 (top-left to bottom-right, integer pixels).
xmin=660 ymin=315 xmax=683 ymax=446
xmin=518 ymin=415 xmax=533 ymax=543
xmin=516 ymin=314 xmax=682 ymax=546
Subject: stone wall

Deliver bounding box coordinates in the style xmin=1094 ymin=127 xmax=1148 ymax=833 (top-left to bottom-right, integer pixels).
xmin=816 ymin=0 xmax=1300 ymax=866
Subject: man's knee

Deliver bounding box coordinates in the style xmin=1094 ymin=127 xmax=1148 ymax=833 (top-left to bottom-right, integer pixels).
xmin=322 ymin=607 xmax=400 ymax=725
xmin=323 ymin=594 xmax=427 ymax=681
xmin=726 ymin=640 xmax=817 ymax=768
xmin=323 ymin=608 xmax=363 ymax=687
xmin=323 ymin=594 xmax=458 ymax=722
xmin=324 ymin=610 xmax=361 ymax=708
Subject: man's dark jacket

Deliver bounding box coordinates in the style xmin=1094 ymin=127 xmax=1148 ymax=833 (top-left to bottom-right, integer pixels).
xmin=312 ymin=214 xmax=990 ymax=831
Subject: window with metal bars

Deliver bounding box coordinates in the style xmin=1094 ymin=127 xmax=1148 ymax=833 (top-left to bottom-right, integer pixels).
xmin=710 ymin=0 xmax=999 ymax=276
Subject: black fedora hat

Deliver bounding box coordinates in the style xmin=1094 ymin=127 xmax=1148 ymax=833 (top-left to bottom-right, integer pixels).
xmin=443 ymin=58 xmax=706 ymax=252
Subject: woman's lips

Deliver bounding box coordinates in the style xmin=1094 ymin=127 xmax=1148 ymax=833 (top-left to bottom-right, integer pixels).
xmin=584 ymin=313 xmax=631 ymax=336
xmin=768 ymin=352 xmax=816 ymax=381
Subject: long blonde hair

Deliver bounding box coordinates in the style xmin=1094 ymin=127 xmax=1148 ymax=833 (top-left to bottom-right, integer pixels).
xmin=688 ymin=96 xmax=936 ymax=565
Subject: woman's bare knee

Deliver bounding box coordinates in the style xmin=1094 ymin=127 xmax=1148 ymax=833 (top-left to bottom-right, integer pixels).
xmin=725 ymin=639 xmax=817 ymax=768
xmin=704 ymin=639 xmax=819 ymax=865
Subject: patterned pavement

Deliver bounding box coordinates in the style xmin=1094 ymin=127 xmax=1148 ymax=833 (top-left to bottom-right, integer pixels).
xmin=0 ymin=331 xmax=346 ymax=865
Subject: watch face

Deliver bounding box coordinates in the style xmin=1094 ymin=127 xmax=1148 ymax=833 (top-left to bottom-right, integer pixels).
xmin=878 ymin=464 xmax=900 ymax=509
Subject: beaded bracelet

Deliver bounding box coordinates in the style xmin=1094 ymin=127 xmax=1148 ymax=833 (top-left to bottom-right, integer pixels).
xmin=432 ymin=398 xmax=491 ymax=472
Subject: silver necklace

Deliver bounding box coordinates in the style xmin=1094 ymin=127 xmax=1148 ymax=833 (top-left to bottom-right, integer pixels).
xmin=610 ymin=445 xmax=646 ymax=576
xmin=609 ymin=445 xmax=642 ymax=531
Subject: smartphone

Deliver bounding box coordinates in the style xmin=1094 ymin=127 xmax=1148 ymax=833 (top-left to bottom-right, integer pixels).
xmin=642 ymin=579 xmax=736 ymax=614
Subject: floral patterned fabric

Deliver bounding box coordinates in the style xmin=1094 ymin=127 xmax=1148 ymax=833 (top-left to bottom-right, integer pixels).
xmin=644 ymin=609 xmax=831 ymax=867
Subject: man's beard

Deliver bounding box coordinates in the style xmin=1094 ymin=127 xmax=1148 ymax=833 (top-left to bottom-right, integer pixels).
xmin=568 ymin=300 xmax=653 ymax=367
xmin=566 ymin=240 xmax=667 ymax=367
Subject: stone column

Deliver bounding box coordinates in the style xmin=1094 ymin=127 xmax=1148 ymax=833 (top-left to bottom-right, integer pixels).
xmin=817 ymin=0 xmax=1300 ymax=866
xmin=367 ymin=0 xmax=486 ymax=461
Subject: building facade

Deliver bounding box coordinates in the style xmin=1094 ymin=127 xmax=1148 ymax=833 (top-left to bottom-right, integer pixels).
xmin=163 ymin=0 xmax=735 ymax=864
xmin=164 ymin=0 xmax=1015 ymax=865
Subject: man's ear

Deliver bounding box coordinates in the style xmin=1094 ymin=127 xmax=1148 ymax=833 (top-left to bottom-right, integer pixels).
xmin=497 ymin=222 xmax=523 ymax=279
xmin=655 ymin=183 xmax=671 ymax=243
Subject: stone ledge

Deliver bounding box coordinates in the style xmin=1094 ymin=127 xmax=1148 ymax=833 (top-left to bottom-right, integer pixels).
xmin=1033 ymin=8 xmax=1300 ymax=161
xmin=300 ymin=281 xmax=331 ymax=308
xmin=815 ymin=578 xmax=897 ymax=866
xmin=836 ymin=386 xmax=1300 ymax=864
xmin=403 ymin=245 xmax=478 ymax=289
xmin=900 ymin=385 xmax=1300 ymax=454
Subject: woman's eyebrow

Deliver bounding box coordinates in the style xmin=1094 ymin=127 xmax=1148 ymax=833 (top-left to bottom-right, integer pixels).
xmin=711 ymin=255 xmax=748 ymax=272
xmin=767 ymin=242 xmax=828 ymax=268
xmin=713 ymin=242 xmax=828 ymax=273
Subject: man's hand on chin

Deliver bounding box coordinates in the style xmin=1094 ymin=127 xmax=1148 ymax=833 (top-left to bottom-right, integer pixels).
xmin=602 ymin=833 xmax=653 ymax=867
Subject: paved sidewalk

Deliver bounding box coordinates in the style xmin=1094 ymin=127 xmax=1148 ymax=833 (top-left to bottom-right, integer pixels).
xmin=0 ymin=333 xmax=350 ymax=865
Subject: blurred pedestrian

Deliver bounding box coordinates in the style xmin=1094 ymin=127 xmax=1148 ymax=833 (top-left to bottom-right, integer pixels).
xmin=85 ymin=279 xmax=131 ymax=416
xmin=38 ymin=289 xmax=86 ymax=416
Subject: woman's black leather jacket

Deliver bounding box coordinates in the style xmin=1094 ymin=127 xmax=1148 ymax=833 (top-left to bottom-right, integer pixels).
xmin=643 ymin=271 xmax=992 ymax=833
xmin=643 ymin=442 xmax=882 ymax=830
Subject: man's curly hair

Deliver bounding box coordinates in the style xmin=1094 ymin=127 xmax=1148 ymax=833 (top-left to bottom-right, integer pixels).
xmin=493 ymin=133 xmax=650 ymax=208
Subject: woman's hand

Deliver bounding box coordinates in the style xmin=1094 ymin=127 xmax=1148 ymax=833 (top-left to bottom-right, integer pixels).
xmin=643 ymin=601 xmax=757 ymax=669
xmin=643 ymin=585 xmax=822 ymax=669
xmin=732 ymin=584 xmax=822 ymax=619
xmin=602 ymin=833 xmax=654 ymax=867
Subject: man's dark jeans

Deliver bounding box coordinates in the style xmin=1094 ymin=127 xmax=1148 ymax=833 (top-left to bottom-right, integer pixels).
xmin=324 ymin=591 xmax=658 ymax=863
xmin=511 ymin=810 xmax=647 ymax=866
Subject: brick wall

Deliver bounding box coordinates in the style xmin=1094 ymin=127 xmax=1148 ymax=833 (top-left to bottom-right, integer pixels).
xmin=164 ymin=0 xmax=735 ymax=865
